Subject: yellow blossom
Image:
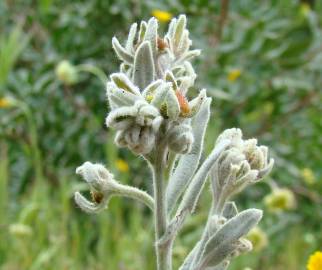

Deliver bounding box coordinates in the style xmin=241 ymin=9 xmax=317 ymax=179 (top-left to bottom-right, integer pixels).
xmin=116 ymin=159 xmax=129 ymax=172
xmin=301 ymin=168 xmax=316 ymax=185
xmin=300 ymin=3 xmax=311 ymax=18
xmin=264 ymin=188 xmax=296 ymax=213
xmin=247 ymin=227 xmax=268 ymax=252
xmin=152 ymin=10 xmax=173 ymax=23
xmin=307 ymin=251 xmax=322 ymax=270
xmin=55 ymin=60 xmax=78 ymax=85
xmin=227 ymin=69 xmax=242 ymax=82
xmin=0 ymin=97 xmax=12 ymax=108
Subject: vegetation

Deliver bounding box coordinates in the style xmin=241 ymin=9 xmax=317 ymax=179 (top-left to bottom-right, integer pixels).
xmin=0 ymin=1 xmax=321 ymax=269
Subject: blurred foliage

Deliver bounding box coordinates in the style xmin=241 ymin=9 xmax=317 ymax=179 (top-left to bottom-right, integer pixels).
xmin=0 ymin=0 xmax=321 ymax=269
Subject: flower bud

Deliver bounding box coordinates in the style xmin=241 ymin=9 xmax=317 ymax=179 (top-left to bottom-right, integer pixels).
xmin=242 ymin=139 xmax=265 ymax=170
xmin=246 ymin=227 xmax=268 ymax=251
xmin=76 ymin=162 xmax=117 ymax=192
xmin=106 ymin=100 xmax=163 ymax=154
xmin=212 ymin=129 xmax=273 ymax=199
xmin=207 ymin=215 xmax=227 ymax=235
xmin=115 ymin=126 xmax=156 ymax=154
xmin=264 ymin=188 xmax=296 ymax=213
xmin=215 ymin=128 xmax=243 ymax=148
xmin=214 ymin=148 xmax=247 ymax=187
xmin=167 ymin=122 xmax=194 ymax=154
xmin=233 ymin=238 xmax=253 ymax=255
xmin=55 ymin=60 xmax=78 ymax=85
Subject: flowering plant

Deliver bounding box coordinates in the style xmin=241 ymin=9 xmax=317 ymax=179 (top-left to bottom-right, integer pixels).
xmin=74 ymin=15 xmax=274 ymax=270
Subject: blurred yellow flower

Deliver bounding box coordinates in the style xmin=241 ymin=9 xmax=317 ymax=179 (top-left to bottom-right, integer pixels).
xmin=152 ymin=10 xmax=173 ymax=23
xmin=0 ymin=97 xmax=12 ymax=108
xmin=307 ymin=251 xmax=322 ymax=270
xmin=301 ymin=168 xmax=316 ymax=185
xmin=264 ymin=188 xmax=296 ymax=213
xmin=300 ymin=3 xmax=311 ymax=18
xmin=55 ymin=60 xmax=78 ymax=85
xmin=247 ymin=227 xmax=268 ymax=252
xmin=227 ymin=69 xmax=242 ymax=82
xmin=116 ymin=159 xmax=129 ymax=172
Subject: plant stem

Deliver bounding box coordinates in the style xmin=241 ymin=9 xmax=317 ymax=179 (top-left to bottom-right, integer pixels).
xmin=152 ymin=143 xmax=172 ymax=270
xmin=191 ymin=191 xmax=227 ymax=267
xmin=114 ymin=183 xmax=155 ymax=211
xmin=76 ymin=64 xmax=107 ymax=86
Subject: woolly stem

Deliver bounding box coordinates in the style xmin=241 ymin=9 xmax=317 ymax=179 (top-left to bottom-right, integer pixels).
xmin=151 ymin=143 xmax=172 ymax=270
xmin=113 ymin=183 xmax=155 ymax=211
xmin=190 ymin=184 xmax=227 ymax=267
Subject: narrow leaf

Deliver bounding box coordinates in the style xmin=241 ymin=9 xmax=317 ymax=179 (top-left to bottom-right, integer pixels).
xmin=112 ymin=37 xmax=134 ymax=64
xmin=178 ymin=242 xmax=201 ymax=270
xmin=125 ymin=23 xmax=138 ymax=52
xmin=174 ymin=15 xmax=187 ymax=48
xmin=138 ymin=21 xmax=147 ymax=44
xmin=133 ymin=41 xmax=155 ymax=89
xmin=177 ymin=138 xmax=231 ymax=214
xmin=74 ymin=192 xmax=107 ymax=214
xmin=166 ymin=89 xmax=180 ymax=119
xmin=199 ymin=209 xmax=262 ymax=268
xmin=166 ymin=97 xmax=211 ymax=214
xmin=222 ymin=201 xmax=238 ymax=219
xmin=144 ymin=17 xmax=158 ymax=56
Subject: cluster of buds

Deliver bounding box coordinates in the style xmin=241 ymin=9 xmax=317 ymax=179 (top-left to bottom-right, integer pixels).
xmin=211 ymin=128 xmax=274 ymax=204
xmin=75 ymin=162 xmax=154 ymax=213
xmin=106 ymin=15 xmax=205 ymax=156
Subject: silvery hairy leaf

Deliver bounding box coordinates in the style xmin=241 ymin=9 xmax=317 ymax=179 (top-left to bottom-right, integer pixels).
xmin=144 ymin=17 xmax=158 ymax=56
xmin=176 ymin=49 xmax=201 ymax=65
xmin=165 ymin=88 xmax=180 ymax=119
xmin=165 ymin=71 xmax=179 ymax=90
xmin=151 ymin=82 xmax=172 ymax=107
xmin=133 ymin=41 xmax=155 ymax=90
xmin=110 ymin=73 xmax=141 ymax=95
xmin=112 ymin=37 xmax=134 ymax=64
xmin=177 ymin=138 xmax=231 ymax=214
xmin=222 ymin=201 xmax=238 ymax=219
xmin=176 ymin=30 xmax=191 ymax=56
xmin=105 ymin=106 xmax=137 ymax=129
xmin=125 ymin=23 xmax=137 ymax=52
xmin=106 ymin=82 xmax=140 ymax=109
xmin=138 ymin=21 xmax=147 ymax=44
xmin=185 ymin=89 xmax=207 ymax=117
xmin=142 ymin=80 xmax=163 ymax=99
xmin=256 ymin=158 xmax=274 ymax=180
xmin=197 ymin=209 xmax=262 ymax=269
xmin=178 ymin=242 xmax=201 ymax=270
xmin=150 ymin=82 xmax=180 ymax=119
xmin=74 ymin=192 xmax=108 ymax=214
xmin=174 ymin=15 xmax=187 ymax=49
xmin=166 ymin=97 xmax=211 ymax=214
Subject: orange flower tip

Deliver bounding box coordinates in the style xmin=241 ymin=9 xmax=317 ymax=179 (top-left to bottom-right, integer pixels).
xmin=157 ymin=37 xmax=168 ymax=51
xmin=175 ymin=90 xmax=190 ymax=116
